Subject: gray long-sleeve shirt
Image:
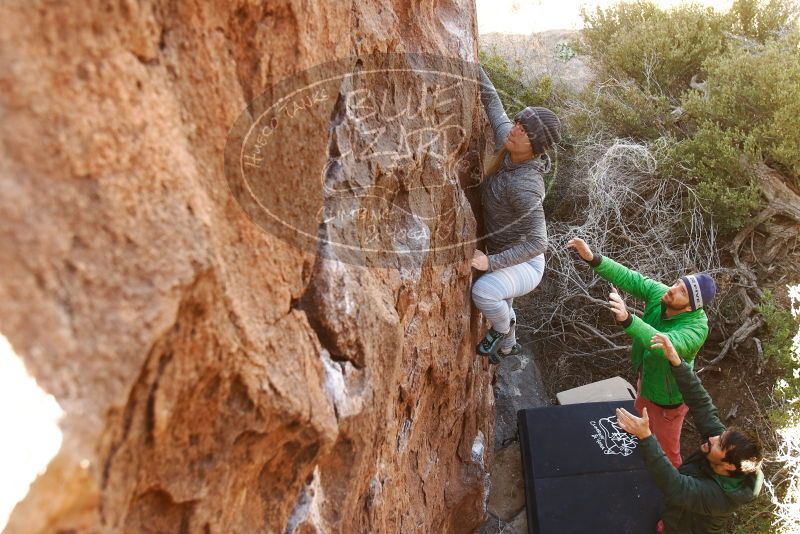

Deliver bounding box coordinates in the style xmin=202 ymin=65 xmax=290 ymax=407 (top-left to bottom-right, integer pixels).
xmin=479 ymin=67 xmax=549 ymax=272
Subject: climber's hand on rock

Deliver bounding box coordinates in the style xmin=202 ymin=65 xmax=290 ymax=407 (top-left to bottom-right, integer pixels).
xmin=471 ymin=249 xmax=489 ymax=271
xmin=567 ymin=238 xmax=594 ymax=261
xmin=608 ymin=291 xmax=629 ymax=323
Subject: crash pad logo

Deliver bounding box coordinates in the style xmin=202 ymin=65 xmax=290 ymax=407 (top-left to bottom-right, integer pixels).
xmin=223 ymin=53 xmax=555 ymax=267
xmin=589 ymin=416 xmax=637 ymax=457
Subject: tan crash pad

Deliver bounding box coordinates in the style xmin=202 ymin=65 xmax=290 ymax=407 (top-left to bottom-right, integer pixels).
xmin=557 ymin=376 xmax=636 ymax=405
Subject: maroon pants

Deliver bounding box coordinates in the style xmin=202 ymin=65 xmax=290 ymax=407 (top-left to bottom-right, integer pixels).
xmin=635 ymin=390 xmax=688 ymax=468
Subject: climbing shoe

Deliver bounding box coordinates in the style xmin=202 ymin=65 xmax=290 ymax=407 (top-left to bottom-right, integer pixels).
xmin=476 ymin=319 xmax=515 ymax=357
xmin=489 ymin=343 xmax=522 ymax=364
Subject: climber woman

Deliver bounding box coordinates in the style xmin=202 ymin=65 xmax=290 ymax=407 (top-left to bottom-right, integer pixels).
xmin=471 ymin=65 xmax=562 ymax=364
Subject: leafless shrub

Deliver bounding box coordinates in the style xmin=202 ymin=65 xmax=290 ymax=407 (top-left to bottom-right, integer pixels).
xmin=518 ymin=137 xmax=719 ymax=396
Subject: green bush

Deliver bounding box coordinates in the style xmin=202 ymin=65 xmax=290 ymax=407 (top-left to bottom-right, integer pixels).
xmin=757 ymin=291 xmax=800 ymax=387
xmin=729 ymin=491 xmax=777 ymax=534
xmin=661 ymin=122 xmax=761 ymax=230
xmin=756 ymin=289 xmax=800 ymax=436
xmin=753 ymin=290 xmax=800 ymax=534
xmin=554 ymin=41 xmax=577 ymax=62
xmin=571 ymin=81 xmax=672 ymax=141
xmin=575 ymin=0 xmax=799 ymax=229
xmin=581 ymin=1 xmax=730 ymax=98
xmin=478 ymin=48 xmax=553 ymax=114
xmin=729 ymin=0 xmax=799 ymax=42
xmin=682 ymin=37 xmax=800 ymax=181
xmin=580 ymin=0 xmax=797 ymax=99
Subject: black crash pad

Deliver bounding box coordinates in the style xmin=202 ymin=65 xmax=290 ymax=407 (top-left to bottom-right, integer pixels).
xmin=517 ymin=401 xmax=663 ymax=534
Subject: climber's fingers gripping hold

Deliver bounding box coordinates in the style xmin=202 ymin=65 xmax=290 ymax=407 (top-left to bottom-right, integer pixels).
xmin=471 ymin=249 xmax=489 ymax=271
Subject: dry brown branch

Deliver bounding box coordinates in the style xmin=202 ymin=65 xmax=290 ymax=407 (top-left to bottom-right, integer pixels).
xmin=755 ymin=162 xmax=800 ymax=224
xmin=739 ymin=287 xmax=757 ymax=318
xmin=689 ymin=74 xmax=708 ymax=98
xmin=731 ymin=163 xmax=800 ymax=276
xmin=701 ymin=315 xmax=764 ymax=369
xmin=754 ymin=337 xmax=764 ymax=375
xmin=574 ymin=322 xmax=628 ymax=349
xmin=763 ymin=221 xmax=800 ymax=263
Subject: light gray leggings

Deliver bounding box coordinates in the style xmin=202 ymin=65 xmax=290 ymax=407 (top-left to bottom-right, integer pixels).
xmin=471 ymin=254 xmax=545 ymax=350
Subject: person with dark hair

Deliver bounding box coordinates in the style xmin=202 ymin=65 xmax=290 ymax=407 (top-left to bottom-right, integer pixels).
xmin=568 ymin=237 xmax=714 ymax=467
xmin=471 ymin=66 xmax=562 ymax=363
xmin=616 ymin=333 xmax=764 ymax=534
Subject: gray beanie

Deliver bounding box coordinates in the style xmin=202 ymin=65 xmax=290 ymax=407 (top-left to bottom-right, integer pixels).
xmin=514 ymin=106 xmax=562 ymax=154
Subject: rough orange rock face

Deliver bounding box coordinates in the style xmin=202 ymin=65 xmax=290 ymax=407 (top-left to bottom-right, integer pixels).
xmin=0 ymin=1 xmax=494 ymax=532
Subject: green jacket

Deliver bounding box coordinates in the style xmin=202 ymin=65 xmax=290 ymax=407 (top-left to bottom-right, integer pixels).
xmin=592 ymin=256 xmax=708 ymax=405
xmin=638 ymin=362 xmax=763 ymax=533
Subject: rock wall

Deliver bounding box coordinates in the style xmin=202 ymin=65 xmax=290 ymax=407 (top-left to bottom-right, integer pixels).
xmin=0 ymin=1 xmax=494 ymax=533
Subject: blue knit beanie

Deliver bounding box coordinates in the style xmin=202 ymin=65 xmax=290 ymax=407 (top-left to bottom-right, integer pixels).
xmin=680 ymin=273 xmax=716 ymax=310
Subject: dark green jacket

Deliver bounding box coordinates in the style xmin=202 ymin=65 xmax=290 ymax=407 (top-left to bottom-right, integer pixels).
xmin=639 ymin=362 xmax=763 ymax=533
xmin=592 ymin=256 xmax=708 ymax=405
